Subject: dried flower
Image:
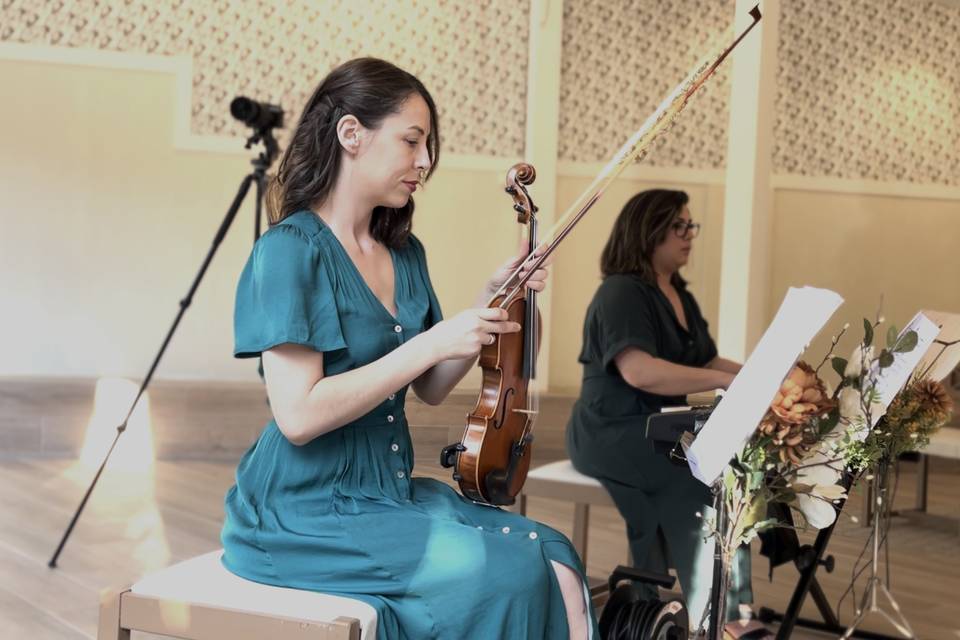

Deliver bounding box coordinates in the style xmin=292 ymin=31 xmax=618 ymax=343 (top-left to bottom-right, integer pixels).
xmin=916 ymin=379 xmax=954 ymax=415
xmin=847 ymin=377 xmax=956 ymax=467
xmin=758 ymin=362 xmax=835 ymax=464
xmin=769 ymin=362 xmax=832 ymax=424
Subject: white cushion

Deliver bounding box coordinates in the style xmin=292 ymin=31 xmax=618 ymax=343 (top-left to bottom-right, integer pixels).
xmin=132 ymin=550 xmax=377 ymax=639
xmin=523 ymin=460 xmax=614 ymax=505
xmin=527 ymin=460 xmax=604 ymax=487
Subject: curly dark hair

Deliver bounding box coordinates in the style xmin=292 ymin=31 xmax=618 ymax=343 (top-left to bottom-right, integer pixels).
xmin=268 ymin=57 xmax=440 ymax=248
xmin=600 ymin=189 xmax=689 ymax=287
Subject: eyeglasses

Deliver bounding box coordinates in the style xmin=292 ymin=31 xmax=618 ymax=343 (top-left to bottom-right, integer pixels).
xmin=671 ymin=220 xmax=701 ymax=239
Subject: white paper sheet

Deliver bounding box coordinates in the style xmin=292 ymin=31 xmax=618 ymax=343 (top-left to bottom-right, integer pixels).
xmin=686 ymin=286 xmax=844 ymax=485
xmin=869 ymin=311 xmax=941 ymax=422
xmin=913 ymin=309 xmax=960 ymax=383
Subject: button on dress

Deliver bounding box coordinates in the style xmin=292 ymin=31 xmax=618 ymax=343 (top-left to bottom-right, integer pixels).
xmin=221 ymin=211 xmax=598 ymax=639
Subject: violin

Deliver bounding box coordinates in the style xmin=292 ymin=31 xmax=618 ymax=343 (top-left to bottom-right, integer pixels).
xmin=441 ymin=5 xmax=763 ymax=506
xmin=441 ymin=164 xmax=542 ymax=504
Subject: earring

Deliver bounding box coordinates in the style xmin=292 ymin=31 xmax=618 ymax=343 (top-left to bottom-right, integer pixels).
xmin=417 ymin=168 xmax=427 ymax=186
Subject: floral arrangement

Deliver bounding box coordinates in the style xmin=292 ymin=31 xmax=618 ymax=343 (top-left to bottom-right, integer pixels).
xmin=705 ymin=314 xmax=954 ymax=569
xmin=844 ymin=376 xmax=954 ymax=471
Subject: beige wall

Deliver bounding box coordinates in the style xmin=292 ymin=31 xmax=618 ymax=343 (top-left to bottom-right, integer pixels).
xmin=1 ymin=58 xmax=253 ymax=381
xmin=0 ymin=57 xmax=513 ymax=385
xmin=549 ymin=183 xmax=960 ymax=394
xmin=2 ymin=55 xmax=957 ymax=393
xmin=770 ymin=189 xmax=960 ymax=383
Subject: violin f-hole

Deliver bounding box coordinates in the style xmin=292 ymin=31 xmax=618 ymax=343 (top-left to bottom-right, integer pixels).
xmin=493 ymin=387 xmax=516 ymax=429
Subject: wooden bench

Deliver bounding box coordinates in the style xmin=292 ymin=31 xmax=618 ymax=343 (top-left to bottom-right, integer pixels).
xmin=98 ymin=550 xmax=373 ymax=640
xmin=863 ymin=427 xmax=960 ymax=527
xmin=912 ymin=427 xmax=960 ymax=515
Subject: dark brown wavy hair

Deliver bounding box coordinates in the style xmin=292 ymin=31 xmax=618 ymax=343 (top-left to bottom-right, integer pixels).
xmin=268 ymin=57 xmax=440 ymax=248
xmin=600 ymin=189 xmax=689 ymax=287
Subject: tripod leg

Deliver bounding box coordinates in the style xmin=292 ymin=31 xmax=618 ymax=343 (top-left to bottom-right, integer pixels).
xmin=48 ymin=172 xmax=258 ymax=568
xmin=254 ymin=158 xmax=266 ymax=241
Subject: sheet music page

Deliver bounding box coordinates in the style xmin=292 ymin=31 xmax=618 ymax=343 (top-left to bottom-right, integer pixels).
xmin=914 ymin=310 xmax=960 ymax=383
xmin=686 ymin=287 xmax=843 ymax=485
xmin=869 ymin=311 xmax=941 ymax=423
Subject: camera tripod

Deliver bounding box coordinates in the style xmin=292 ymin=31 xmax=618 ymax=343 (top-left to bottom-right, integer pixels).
xmin=49 ymin=112 xmax=281 ymax=568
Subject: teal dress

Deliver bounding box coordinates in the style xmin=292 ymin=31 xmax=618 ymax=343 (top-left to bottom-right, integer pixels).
xmin=221 ymin=211 xmax=598 ymax=640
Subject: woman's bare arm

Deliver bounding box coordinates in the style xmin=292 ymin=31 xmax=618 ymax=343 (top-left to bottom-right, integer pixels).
xmin=614 ymin=348 xmax=734 ymax=396
xmin=263 ymin=336 xmax=437 ymax=445
xmin=264 ymin=307 xmax=519 ymax=445
xmin=706 ymin=356 xmax=742 ymax=375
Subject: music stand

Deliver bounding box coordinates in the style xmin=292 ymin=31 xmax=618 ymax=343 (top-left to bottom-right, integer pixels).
xmin=683 ymin=286 xmax=844 ymax=639
xmin=759 ymin=311 xmax=945 ymax=639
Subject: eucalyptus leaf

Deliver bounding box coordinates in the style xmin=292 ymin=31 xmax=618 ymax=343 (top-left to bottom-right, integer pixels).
xmin=863 ymin=318 xmax=874 ymax=347
xmin=733 ymin=496 xmax=768 ymax=544
xmin=747 ymin=518 xmax=780 ymax=533
xmin=894 ymin=330 xmax=918 ymax=353
xmin=723 ymin=469 xmax=737 ymax=494
xmin=741 ymin=518 xmax=781 ymax=545
xmin=775 ymin=490 xmax=797 ymax=503
xmin=886 ymin=325 xmax=898 ymax=349
xmin=819 ymin=408 xmax=840 ymax=436
xmin=832 ymin=357 xmax=848 ymax=378
xmin=878 ymin=349 xmax=894 ymax=368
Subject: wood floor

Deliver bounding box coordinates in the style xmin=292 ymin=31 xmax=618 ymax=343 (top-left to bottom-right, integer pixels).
xmin=2 ymin=391 xmax=959 ymax=639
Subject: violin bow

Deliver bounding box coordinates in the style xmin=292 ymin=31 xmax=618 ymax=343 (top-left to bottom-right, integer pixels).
xmin=489 ymin=5 xmax=762 ymax=308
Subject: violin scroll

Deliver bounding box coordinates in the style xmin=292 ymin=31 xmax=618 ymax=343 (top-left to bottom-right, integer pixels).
xmin=505 ymin=163 xmax=538 ymax=224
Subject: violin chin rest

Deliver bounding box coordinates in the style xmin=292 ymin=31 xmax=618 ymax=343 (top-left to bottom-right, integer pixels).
xmin=483 ymin=468 xmax=517 ymax=506
xmin=439 ymin=442 xmax=466 ymax=469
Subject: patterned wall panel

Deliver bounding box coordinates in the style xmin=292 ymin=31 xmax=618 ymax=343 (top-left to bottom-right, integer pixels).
xmin=2 ymin=0 xmax=530 ymax=157
xmin=559 ymin=0 xmax=735 ymax=167
xmin=776 ymin=0 xmax=959 ymax=186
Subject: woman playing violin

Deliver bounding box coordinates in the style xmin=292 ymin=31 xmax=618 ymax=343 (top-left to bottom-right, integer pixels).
xmin=220 ymin=57 xmax=597 ymax=639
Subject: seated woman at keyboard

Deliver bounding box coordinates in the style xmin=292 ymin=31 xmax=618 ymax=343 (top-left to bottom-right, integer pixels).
xmin=565 ymin=189 xmax=767 ymax=638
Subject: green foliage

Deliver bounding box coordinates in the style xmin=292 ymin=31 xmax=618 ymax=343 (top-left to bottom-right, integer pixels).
xmin=832 ymin=357 xmax=848 ymax=378
xmin=843 ymin=378 xmax=952 ymax=470
xmin=886 ymin=325 xmax=898 ymax=349
xmin=878 ymin=349 xmax=894 ymax=368
xmin=894 ymin=330 xmax=918 ymax=353
xmin=709 ymin=308 xmax=949 ymax=566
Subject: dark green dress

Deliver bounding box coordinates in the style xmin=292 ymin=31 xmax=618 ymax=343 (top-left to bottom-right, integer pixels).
xmin=565 ymin=273 xmax=750 ymax=622
xmin=221 ymin=211 xmax=598 ymax=640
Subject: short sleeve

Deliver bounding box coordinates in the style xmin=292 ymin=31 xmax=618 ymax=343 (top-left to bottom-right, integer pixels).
xmin=594 ymin=276 xmax=660 ymax=373
xmin=233 ymin=225 xmax=346 ymax=358
xmin=407 ymin=234 xmax=443 ymax=331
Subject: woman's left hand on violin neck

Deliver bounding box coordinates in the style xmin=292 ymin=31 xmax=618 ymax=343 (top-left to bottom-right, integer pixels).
xmin=480 ymin=242 xmax=551 ymax=304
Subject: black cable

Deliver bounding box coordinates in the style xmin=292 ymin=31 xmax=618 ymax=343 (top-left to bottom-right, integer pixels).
xmin=604 ymin=593 xmax=688 ymax=639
